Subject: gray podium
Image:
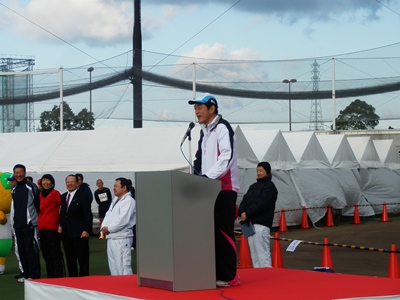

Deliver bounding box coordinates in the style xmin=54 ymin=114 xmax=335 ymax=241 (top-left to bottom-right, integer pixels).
xmin=135 ymin=171 xmax=220 ymax=291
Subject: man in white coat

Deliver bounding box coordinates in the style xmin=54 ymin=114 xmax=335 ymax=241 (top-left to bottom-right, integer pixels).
xmin=100 ymin=177 xmax=136 ymax=275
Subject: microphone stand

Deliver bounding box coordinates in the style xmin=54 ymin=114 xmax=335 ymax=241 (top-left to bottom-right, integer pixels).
xmin=188 ymin=128 xmax=193 ymax=174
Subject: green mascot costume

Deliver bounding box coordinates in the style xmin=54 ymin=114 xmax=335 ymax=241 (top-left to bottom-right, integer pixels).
xmin=0 ymin=172 xmax=13 ymax=274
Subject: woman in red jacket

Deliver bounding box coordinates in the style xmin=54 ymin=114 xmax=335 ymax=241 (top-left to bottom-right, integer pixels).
xmin=38 ymin=174 xmax=65 ymax=277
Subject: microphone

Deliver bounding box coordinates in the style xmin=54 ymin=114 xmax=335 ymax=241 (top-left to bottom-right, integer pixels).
xmin=180 ymin=122 xmax=195 ymax=146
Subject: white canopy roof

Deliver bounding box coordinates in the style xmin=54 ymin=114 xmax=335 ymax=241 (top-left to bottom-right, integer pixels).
xmin=347 ymin=136 xmax=383 ymax=168
xmin=372 ymin=139 xmax=400 ymax=169
xmin=239 ymin=128 xmax=296 ymax=170
xmin=0 ymin=127 xmax=201 ymax=173
xmin=316 ymin=134 xmax=359 ymax=169
xmin=282 ymin=132 xmax=330 ymax=168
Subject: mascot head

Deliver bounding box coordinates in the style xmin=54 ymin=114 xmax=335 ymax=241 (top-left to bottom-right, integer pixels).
xmin=0 ymin=172 xmax=12 ymax=216
xmin=0 ymin=172 xmax=13 ymax=271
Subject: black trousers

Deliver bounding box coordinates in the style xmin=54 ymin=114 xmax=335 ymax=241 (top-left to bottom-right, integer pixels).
xmin=39 ymin=229 xmax=65 ymax=278
xmin=14 ymin=225 xmax=41 ymax=279
xmin=214 ymin=190 xmax=237 ymax=282
xmin=62 ymin=234 xmax=89 ymax=277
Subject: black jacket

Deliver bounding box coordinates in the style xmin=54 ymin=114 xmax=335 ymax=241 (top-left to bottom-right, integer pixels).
xmin=238 ymin=175 xmax=278 ymax=228
xmin=60 ymin=188 xmax=93 ymax=238
xmin=12 ymin=179 xmax=40 ymax=228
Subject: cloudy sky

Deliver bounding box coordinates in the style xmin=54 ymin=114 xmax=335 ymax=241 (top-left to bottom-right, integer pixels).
xmin=1 ymin=0 xmax=400 ymax=130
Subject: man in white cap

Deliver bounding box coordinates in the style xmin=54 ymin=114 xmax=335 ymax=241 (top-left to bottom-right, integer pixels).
xmin=188 ymin=94 xmax=240 ymax=287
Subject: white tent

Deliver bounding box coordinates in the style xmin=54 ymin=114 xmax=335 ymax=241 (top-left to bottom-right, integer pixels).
xmin=316 ymin=134 xmax=375 ymax=218
xmin=316 ymin=134 xmax=358 ymax=169
xmin=347 ymin=137 xmax=400 ymax=214
xmin=237 ymin=129 xmax=302 ymax=226
xmin=283 ymin=132 xmax=348 ymax=223
xmin=238 ymin=128 xmax=296 ymax=170
xmin=2 ymin=127 xmax=400 ymax=223
xmin=0 ymin=127 xmax=200 ymax=173
xmin=283 ymin=132 xmax=330 ymax=169
xmin=347 ymin=136 xmax=383 ymax=169
xmin=373 ymin=139 xmax=400 ymax=170
xmin=234 ymin=126 xmax=259 ymax=169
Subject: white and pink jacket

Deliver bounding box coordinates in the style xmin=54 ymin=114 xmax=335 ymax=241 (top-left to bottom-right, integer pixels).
xmin=194 ymin=114 xmax=240 ymax=193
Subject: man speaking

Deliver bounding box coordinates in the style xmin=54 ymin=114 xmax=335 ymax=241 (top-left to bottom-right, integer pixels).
xmin=188 ymin=94 xmax=240 ymax=287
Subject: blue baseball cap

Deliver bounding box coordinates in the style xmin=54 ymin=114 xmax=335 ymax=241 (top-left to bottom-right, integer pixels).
xmin=7 ymin=175 xmax=15 ymax=181
xmin=188 ymin=94 xmax=218 ymax=108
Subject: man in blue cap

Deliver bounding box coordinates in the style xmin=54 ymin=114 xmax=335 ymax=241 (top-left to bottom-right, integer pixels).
xmin=188 ymin=93 xmax=240 ymax=287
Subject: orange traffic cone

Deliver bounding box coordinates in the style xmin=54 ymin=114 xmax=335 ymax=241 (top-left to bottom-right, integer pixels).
xmin=387 ymin=244 xmax=399 ymax=278
xmin=272 ymin=232 xmax=284 ymax=268
xmin=379 ymin=202 xmax=391 ymax=223
xmin=325 ymin=205 xmax=334 ymax=227
xmin=237 ymin=234 xmax=253 ymax=269
xmin=321 ymin=237 xmax=334 ymax=270
xmin=278 ymin=208 xmax=288 ymax=233
xmin=352 ymin=204 xmax=362 ymax=225
xmin=300 ymin=206 xmax=310 ymax=229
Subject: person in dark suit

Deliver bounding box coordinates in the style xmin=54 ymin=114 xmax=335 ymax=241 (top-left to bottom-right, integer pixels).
xmin=59 ymin=174 xmax=93 ymax=277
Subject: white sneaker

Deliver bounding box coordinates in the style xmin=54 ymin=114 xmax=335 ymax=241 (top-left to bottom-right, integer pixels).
xmin=216 ymin=275 xmax=240 ymax=287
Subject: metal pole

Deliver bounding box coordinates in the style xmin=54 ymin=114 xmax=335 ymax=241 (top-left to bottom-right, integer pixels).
xmin=189 ymin=63 xmax=197 ymax=174
xmin=87 ymin=67 xmax=94 ymax=114
xmin=332 ymin=57 xmax=336 ymax=131
xmin=283 ymin=79 xmax=296 ymax=131
xmin=59 ymin=66 xmax=63 ymax=131
xmin=133 ymin=0 xmax=143 ymax=128
xmin=289 ymin=82 xmax=292 ymax=131
xmin=89 ymin=71 xmax=92 ymax=113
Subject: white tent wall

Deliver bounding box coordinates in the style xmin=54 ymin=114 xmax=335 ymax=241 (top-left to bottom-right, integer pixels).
xmin=316 ymin=134 xmax=374 ymax=217
xmin=373 ymin=139 xmax=400 ymax=169
xmin=283 ymin=132 xmax=330 ymax=168
xmin=262 ymin=131 xmax=297 ymax=171
xmin=234 ymin=126 xmax=259 ymax=169
xmin=238 ymin=128 xmax=297 ymax=170
xmin=282 ymin=132 xmax=349 ymax=223
xmin=237 ymin=129 xmax=302 ymax=226
xmin=238 ymin=128 xmax=280 ymax=162
xmin=288 ymin=168 xmax=348 ymax=223
xmin=357 ymin=168 xmax=400 ymax=214
xmin=2 ymin=127 xmax=400 ymax=224
xmin=347 ymin=137 xmax=383 ymax=169
xmin=0 ymin=127 xmax=200 ymax=173
xmin=329 ymin=169 xmax=375 ymax=217
xmin=316 ymin=134 xmax=359 ymax=169
xmin=0 ymin=131 xmax=69 ymax=173
xmin=348 ymin=137 xmax=400 ymax=214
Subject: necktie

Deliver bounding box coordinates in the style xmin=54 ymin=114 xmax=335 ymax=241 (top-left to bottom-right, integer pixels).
xmin=66 ymin=193 xmax=71 ymax=211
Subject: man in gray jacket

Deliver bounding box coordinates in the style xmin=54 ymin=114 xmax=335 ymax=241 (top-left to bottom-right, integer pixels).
xmin=12 ymin=164 xmax=40 ymax=282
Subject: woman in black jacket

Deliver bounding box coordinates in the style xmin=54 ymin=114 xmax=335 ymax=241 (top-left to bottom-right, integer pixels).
xmin=238 ymin=162 xmax=278 ymax=267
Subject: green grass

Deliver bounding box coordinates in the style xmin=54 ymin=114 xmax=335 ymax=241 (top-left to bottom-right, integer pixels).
xmin=0 ymin=237 xmax=137 ymax=300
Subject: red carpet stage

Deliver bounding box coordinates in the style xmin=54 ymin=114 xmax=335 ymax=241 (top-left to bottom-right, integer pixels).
xmin=25 ymin=268 xmax=400 ymax=300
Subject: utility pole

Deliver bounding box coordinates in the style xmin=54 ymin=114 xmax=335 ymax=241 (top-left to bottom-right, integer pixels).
xmin=133 ymin=0 xmax=142 ymax=128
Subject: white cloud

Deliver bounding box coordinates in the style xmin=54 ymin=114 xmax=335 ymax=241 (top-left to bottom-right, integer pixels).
xmin=3 ymin=0 xmax=163 ymax=45
xmin=159 ymin=4 xmax=197 ymax=21
xmin=155 ymin=109 xmax=177 ymax=121
xmin=173 ymin=43 xmax=263 ymax=82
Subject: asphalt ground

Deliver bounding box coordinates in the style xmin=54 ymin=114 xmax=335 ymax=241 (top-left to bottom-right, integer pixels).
xmin=262 ymin=214 xmax=400 ymax=278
